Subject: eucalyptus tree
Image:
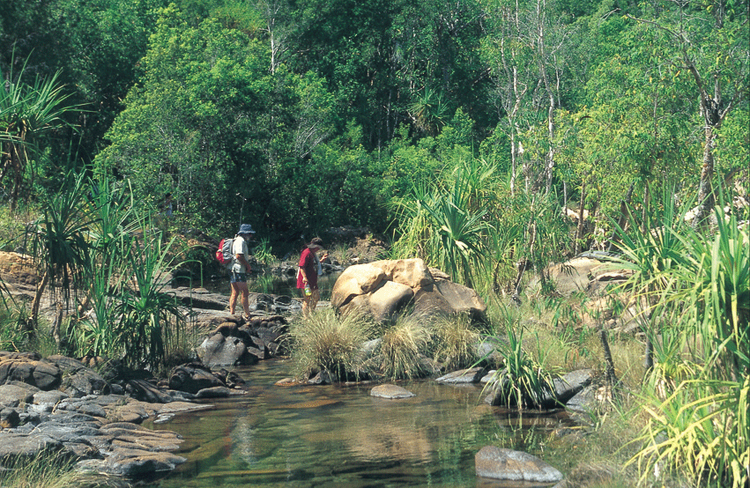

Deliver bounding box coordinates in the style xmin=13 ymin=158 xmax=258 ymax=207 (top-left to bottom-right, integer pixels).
xmin=480 ymin=0 xmax=576 ymax=195
xmin=626 ymin=0 xmax=749 ymax=227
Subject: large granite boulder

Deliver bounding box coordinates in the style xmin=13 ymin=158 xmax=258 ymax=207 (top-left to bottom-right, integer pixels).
xmin=331 ymin=259 xmax=486 ymax=323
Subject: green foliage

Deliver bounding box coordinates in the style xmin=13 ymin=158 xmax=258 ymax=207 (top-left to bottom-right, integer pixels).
xmin=252 ymin=237 xmax=276 ymax=266
xmin=0 ymin=55 xmax=83 ymax=210
xmin=113 ymin=229 xmax=185 ymax=372
xmin=482 ymin=306 xmax=555 ymax=410
xmin=29 ymin=172 xmax=94 ymax=318
xmin=287 ymin=309 xmax=375 ymax=381
xmin=391 ymin=161 xmax=494 ymax=286
xmin=615 ymin=195 xmax=749 ymax=487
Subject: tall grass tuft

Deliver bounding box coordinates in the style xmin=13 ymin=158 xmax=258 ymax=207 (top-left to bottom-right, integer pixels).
xmin=431 ymin=313 xmax=480 ymax=371
xmin=0 ymin=450 xmax=125 ymax=488
xmin=288 ymin=309 xmax=375 ymax=381
xmin=482 ymin=305 xmax=555 ymax=410
xmin=373 ymin=315 xmax=431 ymax=380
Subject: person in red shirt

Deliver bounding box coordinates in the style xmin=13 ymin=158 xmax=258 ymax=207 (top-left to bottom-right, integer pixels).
xmin=297 ymin=237 xmax=326 ymax=316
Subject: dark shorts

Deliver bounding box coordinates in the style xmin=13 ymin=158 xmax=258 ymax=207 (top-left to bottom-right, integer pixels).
xmin=230 ymin=272 xmax=247 ymax=284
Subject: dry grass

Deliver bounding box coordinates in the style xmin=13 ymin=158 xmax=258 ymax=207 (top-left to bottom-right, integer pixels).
xmin=287 ymin=308 xmax=375 ymax=381
xmin=431 ymin=313 xmax=480 ymax=371
xmin=373 ymin=315 xmax=431 ymax=380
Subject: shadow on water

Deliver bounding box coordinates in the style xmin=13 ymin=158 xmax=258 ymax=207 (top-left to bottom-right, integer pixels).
xmin=147 ymin=359 xmax=573 ymax=488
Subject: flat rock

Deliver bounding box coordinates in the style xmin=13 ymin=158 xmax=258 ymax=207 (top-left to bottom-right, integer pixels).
xmin=436 ymin=367 xmax=485 ymax=384
xmin=370 ymin=384 xmax=415 ymax=399
xmin=475 ymin=446 xmax=563 ymax=483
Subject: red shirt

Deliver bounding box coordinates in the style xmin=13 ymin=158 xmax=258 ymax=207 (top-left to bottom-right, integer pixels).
xmin=297 ymin=248 xmax=318 ymax=289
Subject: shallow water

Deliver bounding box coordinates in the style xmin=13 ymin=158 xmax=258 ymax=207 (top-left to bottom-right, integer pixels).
xmin=147 ymin=359 xmax=572 ymax=488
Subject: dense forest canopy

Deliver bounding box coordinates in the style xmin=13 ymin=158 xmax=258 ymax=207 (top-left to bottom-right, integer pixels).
xmin=1 ymin=0 xmax=748 ymax=245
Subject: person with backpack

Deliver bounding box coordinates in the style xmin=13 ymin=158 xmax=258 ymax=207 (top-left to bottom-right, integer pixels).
xmin=297 ymin=237 xmax=326 ymax=317
xmin=229 ymin=223 xmax=256 ymax=320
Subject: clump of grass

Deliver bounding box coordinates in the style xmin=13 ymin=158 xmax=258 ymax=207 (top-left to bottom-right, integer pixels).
xmin=0 ymin=450 xmax=124 ymax=488
xmin=482 ymin=305 xmax=556 ymax=409
xmin=373 ymin=315 xmax=431 ymax=380
xmin=288 ymin=309 xmax=375 ymax=381
xmin=431 ymin=313 xmax=479 ymax=371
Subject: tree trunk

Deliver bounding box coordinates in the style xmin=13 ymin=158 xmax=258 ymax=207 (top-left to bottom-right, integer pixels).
xmin=692 ymin=127 xmax=717 ymax=227
xmin=574 ymin=180 xmax=586 ymax=255
xmin=29 ymin=269 xmax=50 ymax=331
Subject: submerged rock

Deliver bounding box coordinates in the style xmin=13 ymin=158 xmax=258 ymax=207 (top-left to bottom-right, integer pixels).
xmin=475 ymin=446 xmax=563 ymax=483
xmin=370 ymin=384 xmax=416 ymax=399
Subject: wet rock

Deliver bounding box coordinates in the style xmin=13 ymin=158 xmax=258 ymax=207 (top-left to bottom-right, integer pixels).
xmin=197 ymin=332 xmax=252 ymax=367
xmin=531 ymin=369 xmax=595 ymax=409
xmin=475 ymin=446 xmax=563 ymax=483
xmin=436 ymin=367 xmax=486 ymax=384
xmin=370 ymin=384 xmax=415 ymax=399
xmin=565 ymin=385 xmax=599 ymax=414
xmin=308 ymin=370 xmax=332 ymax=385
xmin=195 ymin=386 xmax=231 ymax=398
xmin=168 ymin=363 xmax=226 ymax=394
xmin=126 ymin=379 xmax=174 ymax=404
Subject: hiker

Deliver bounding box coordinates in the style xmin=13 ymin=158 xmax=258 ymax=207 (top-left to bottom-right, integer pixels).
xmin=297 ymin=237 xmax=326 ymax=316
xmin=229 ymin=223 xmax=256 ymax=319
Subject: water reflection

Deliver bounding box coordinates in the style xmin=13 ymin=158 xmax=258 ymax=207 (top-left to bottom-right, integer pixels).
xmin=149 ymin=360 xmax=571 ymax=488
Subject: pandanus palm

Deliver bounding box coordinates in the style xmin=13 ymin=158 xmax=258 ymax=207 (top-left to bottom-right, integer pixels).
xmin=0 ymin=56 xmax=82 ymax=211
xmin=28 ymin=172 xmax=94 ymax=330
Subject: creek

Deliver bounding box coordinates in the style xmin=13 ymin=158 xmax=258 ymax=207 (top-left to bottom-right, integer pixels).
xmin=146 ymin=359 xmax=573 ymax=488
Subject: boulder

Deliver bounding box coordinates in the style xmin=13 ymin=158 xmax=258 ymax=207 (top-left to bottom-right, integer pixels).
xmin=475 ymin=446 xmax=563 ymax=483
xmin=529 ymin=369 xmax=595 ymax=409
xmin=168 ymin=363 xmax=226 ymax=394
xmin=331 ymin=259 xmax=486 ymax=323
xmin=197 ymin=332 xmax=253 ymax=367
xmin=436 ymin=367 xmax=486 ymax=384
xmin=370 ymin=258 xmax=433 ymax=288
xmin=330 ymin=264 xmax=387 ymax=308
xmin=369 ymin=281 xmax=414 ymax=323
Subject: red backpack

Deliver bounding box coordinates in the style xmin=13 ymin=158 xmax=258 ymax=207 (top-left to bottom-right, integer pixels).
xmin=215 ymin=237 xmax=234 ymax=265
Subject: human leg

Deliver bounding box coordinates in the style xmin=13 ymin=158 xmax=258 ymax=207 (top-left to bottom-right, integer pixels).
xmin=309 ymin=288 xmax=320 ymax=312
xmin=230 ymin=272 xmax=248 ymax=316
xmin=238 ymin=282 xmax=251 ymax=317
xmin=229 ymin=282 xmax=239 ymax=314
